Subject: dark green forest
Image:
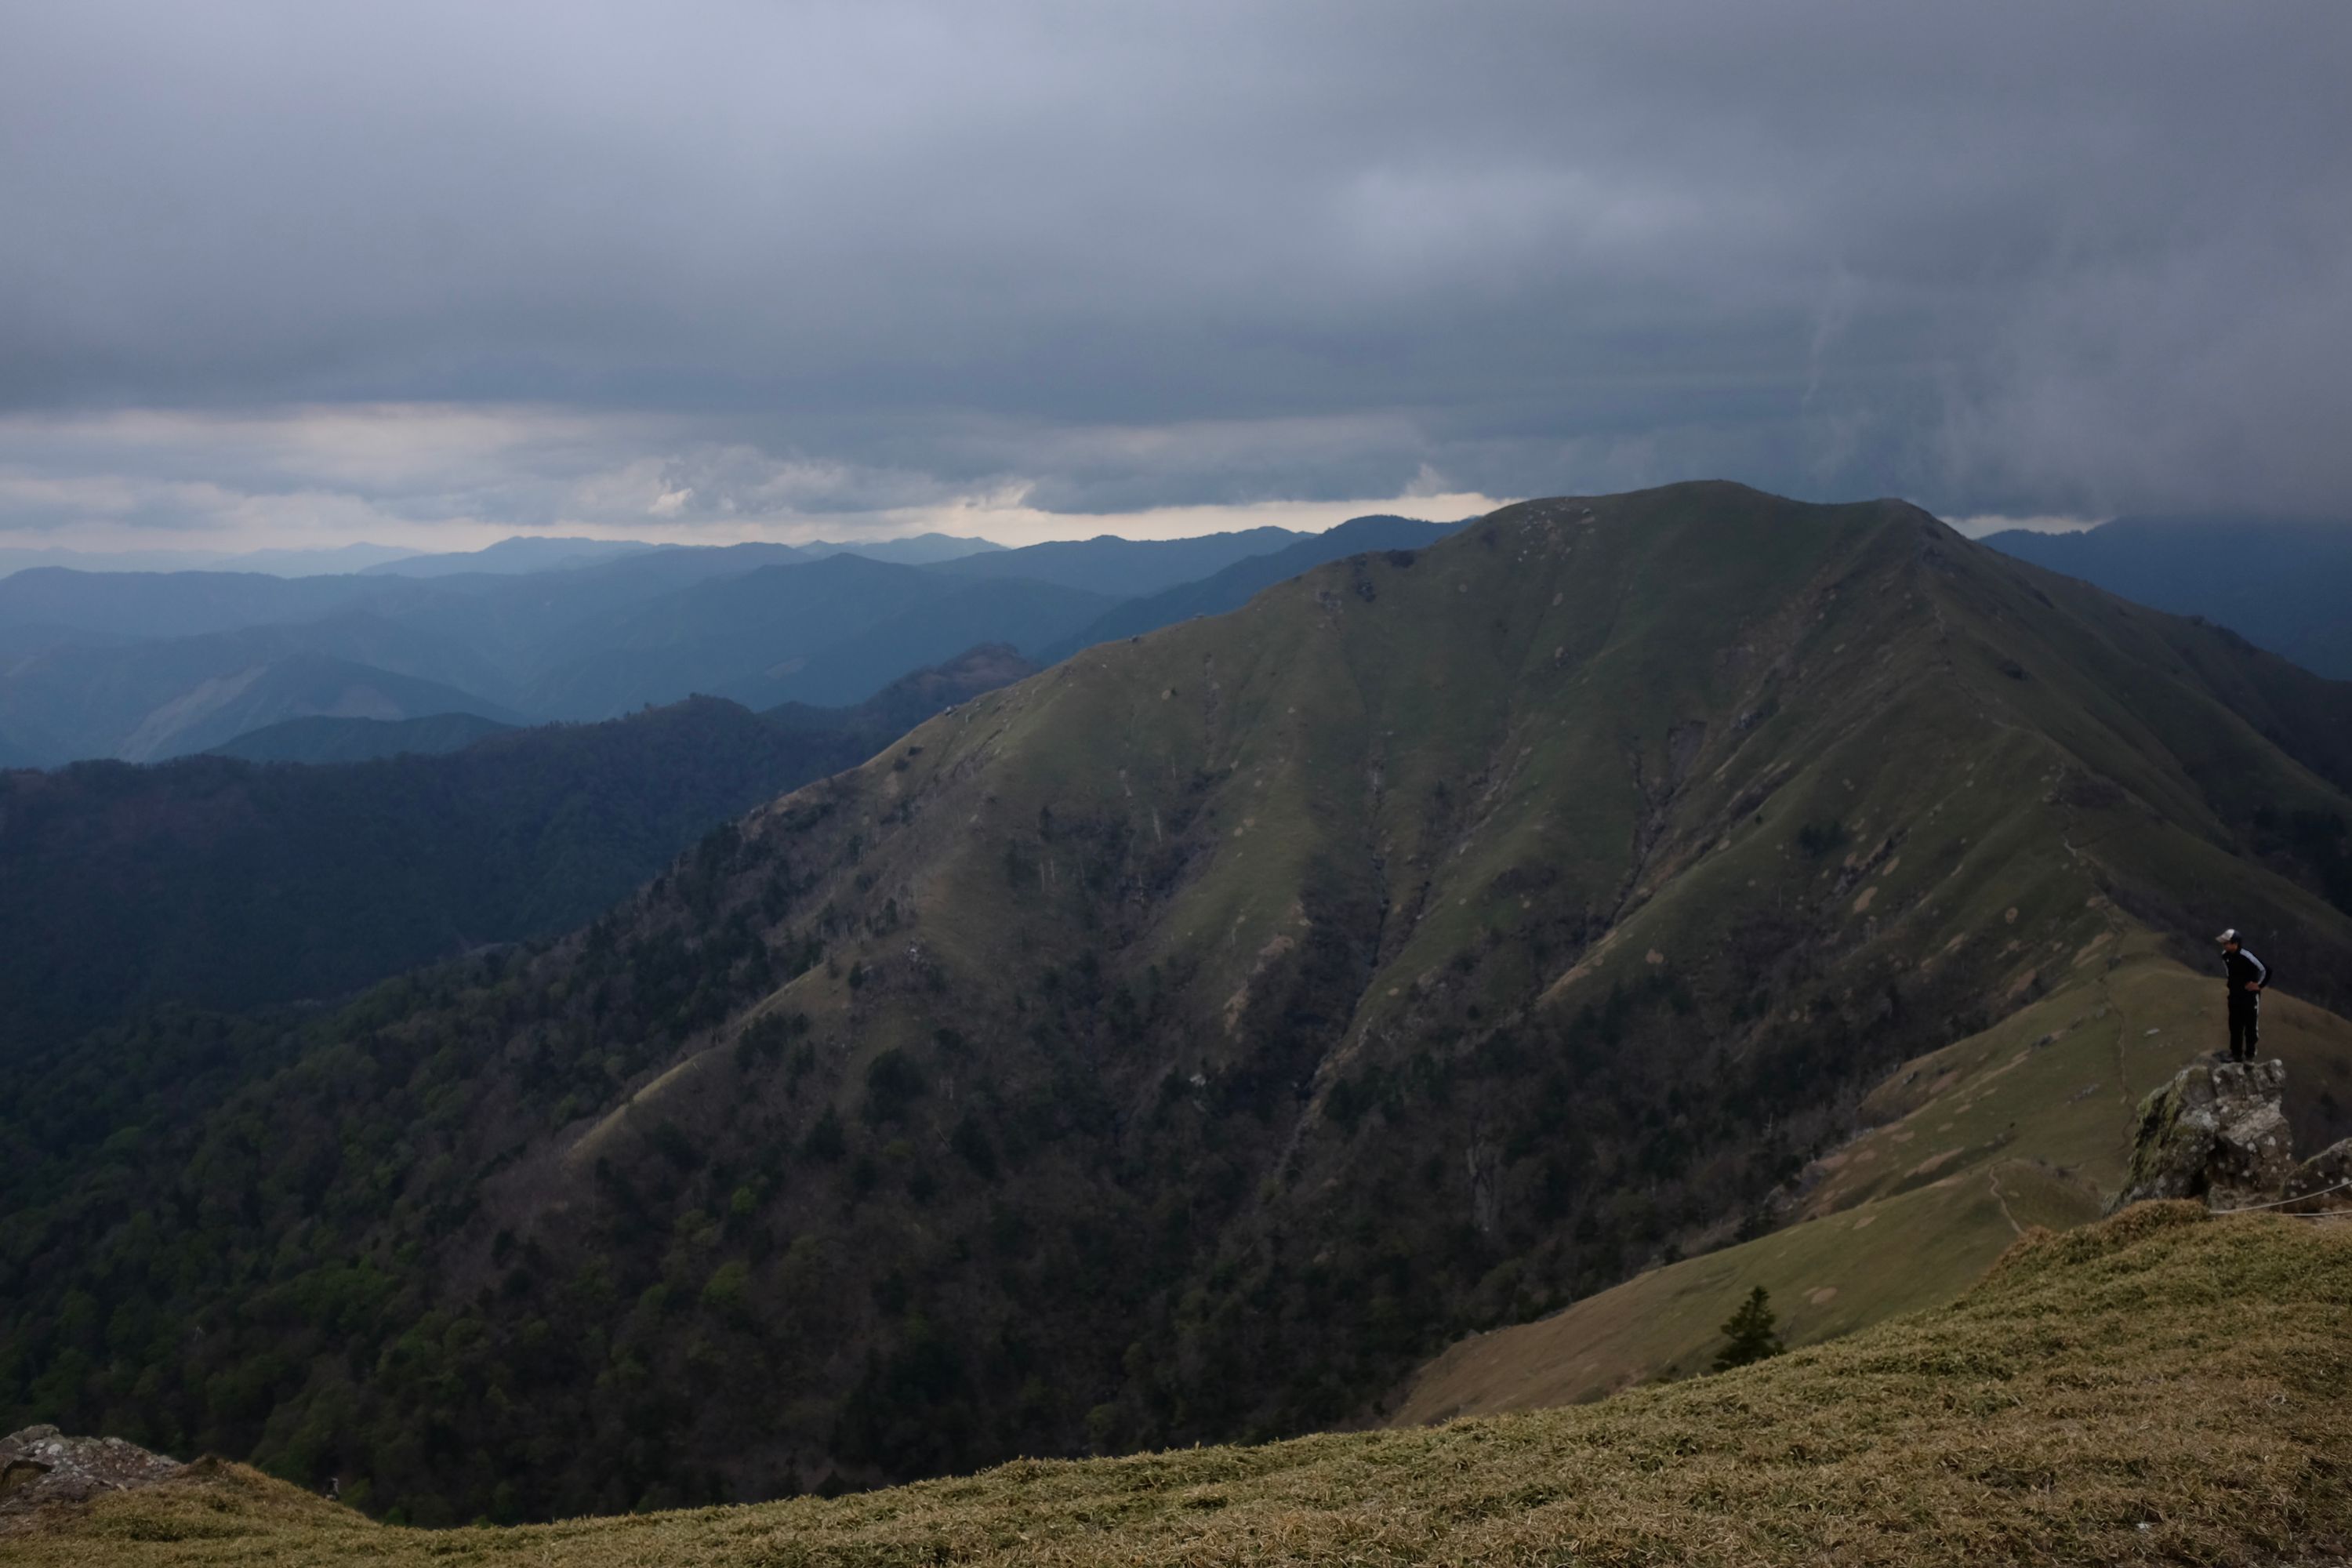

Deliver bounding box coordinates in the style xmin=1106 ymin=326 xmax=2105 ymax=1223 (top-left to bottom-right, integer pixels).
xmin=0 ymin=860 xmax=1898 ymax=1522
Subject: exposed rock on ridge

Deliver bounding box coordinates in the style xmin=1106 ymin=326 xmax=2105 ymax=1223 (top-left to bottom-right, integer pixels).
xmin=2289 ymin=1134 xmax=2352 ymax=1204
xmin=2114 ymin=1058 xmax=2352 ymax=1212
xmin=0 ymin=1425 xmax=180 ymax=1526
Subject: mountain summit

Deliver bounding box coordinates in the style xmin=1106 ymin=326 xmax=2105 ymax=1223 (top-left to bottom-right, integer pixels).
xmin=6 ymin=482 xmax=2352 ymax=1520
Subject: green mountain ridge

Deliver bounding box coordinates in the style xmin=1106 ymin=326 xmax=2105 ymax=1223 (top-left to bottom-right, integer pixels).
xmin=6 ymin=483 xmax=2352 ymax=1524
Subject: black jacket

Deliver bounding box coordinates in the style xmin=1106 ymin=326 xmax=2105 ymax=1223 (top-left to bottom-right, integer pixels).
xmin=2223 ymin=946 xmax=2270 ymax=1001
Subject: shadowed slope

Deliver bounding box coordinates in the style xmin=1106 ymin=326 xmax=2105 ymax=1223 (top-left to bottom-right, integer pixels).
xmin=206 ymin=711 xmax=517 ymax=764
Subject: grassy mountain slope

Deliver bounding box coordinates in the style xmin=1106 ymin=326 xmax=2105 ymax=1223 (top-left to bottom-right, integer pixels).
xmin=207 ymin=711 xmax=518 ymax=764
xmin=0 ymin=648 xmax=1026 ymax=1055
xmin=1986 ymin=514 xmax=2352 ymax=678
xmin=9 ymin=485 xmax=2352 ymax=1523
xmin=14 ymin=1207 xmax=2351 ymax=1567
xmin=1390 ymin=939 xmax=2352 ymax=1422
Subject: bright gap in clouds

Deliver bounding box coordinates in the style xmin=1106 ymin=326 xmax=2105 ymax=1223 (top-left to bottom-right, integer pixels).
xmin=0 ymin=405 xmax=1511 ymax=557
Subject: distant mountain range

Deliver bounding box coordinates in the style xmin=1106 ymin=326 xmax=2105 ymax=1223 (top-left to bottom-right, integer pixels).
xmin=1982 ymin=514 xmax=2352 ymax=677
xmin=0 ymin=531 xmax=1010 ymax=581
xmin=355 ymin=536 xmax=659 ymax=577
xmin=0 ymin=541 xmax=425 ymax=577
xmin=1040 ymin=514 xmax=1461 ymax=658
xmin=0 ymin=521 xmax=1410 ymax=766
xmin=926 ymin=526 xmax=1303 ymax=597
xmin=0 ymin=645 xmax=1033 ymax=1055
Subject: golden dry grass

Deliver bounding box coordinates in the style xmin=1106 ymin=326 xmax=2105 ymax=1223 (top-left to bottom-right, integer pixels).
xmin=16 ymin=1203 xmax=2352 ymax=1566
xmin=1388 ymin=1156 xmax=2086 ymax=1424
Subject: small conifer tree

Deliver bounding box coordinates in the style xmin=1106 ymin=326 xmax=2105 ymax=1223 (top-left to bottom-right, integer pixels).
xmin=1713 ymin=1285 xmax=1784 ymax=1371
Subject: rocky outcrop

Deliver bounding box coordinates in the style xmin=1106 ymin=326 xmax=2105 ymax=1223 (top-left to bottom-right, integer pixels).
xmin=2288 ymin=1137 xmax=2352 ymax=1205
xmin=0 ymin=1425 xmax=181 ymax=1523
xmin=2112 ymin=1059 xmax=2296 ymax=1211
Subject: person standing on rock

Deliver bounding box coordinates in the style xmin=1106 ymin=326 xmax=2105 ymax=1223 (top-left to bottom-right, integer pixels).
xmin=2216 ymin=928 xmax=2270 ymax=1063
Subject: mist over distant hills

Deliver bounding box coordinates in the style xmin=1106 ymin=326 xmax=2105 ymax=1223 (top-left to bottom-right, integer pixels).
xmin=1983 ymin=514 xmax=2352 ymax=677
xmin=0 ymin=523 xmax=1368 ymax=767
xmin=357 ymin=537 xmax=660 ymax=577
xmin=0 ymin=532 xmax=1009 ymax=582
xmin=0 ymin=542 xmax=426 ymax=578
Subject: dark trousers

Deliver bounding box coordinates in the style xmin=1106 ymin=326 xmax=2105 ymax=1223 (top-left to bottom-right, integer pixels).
xmin=2228 ymin=1000 xmax=2259 ymax=1062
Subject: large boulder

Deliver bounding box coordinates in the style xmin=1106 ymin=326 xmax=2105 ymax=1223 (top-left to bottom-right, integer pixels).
xmin=2112 ymin=1059 xmax=2296 ymax=1211
xmin=0 ymin=1425 xmax=181 ymax=1523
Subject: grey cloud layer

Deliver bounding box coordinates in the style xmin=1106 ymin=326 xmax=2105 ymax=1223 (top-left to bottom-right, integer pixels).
xmin=5 ymin=0 xmax=2348 ymax=526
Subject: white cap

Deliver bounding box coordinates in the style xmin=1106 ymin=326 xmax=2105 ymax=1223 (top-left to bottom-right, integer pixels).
xmin=2216 ymin=927 xmax=2238 ymax=944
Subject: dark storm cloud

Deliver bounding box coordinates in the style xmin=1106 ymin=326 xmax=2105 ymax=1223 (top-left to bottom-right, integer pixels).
xmin=3 ymin=0 xmax=2348 ymax=539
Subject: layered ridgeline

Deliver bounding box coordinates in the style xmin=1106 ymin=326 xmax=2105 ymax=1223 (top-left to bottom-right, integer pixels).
xmin=8 ymin=484 xmax=2352 ymax=1523
xmin=0 ymin=524 xmax=1327 ymax=766
xmin=0 ymin=648 xmax=1032 ymax=1056
xmin=1985 ymin=514 xmax=2352 ymax=679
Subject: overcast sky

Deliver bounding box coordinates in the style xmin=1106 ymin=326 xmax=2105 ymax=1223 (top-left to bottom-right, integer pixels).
xmin=3 ymin=1 xmax=2347 ymax=552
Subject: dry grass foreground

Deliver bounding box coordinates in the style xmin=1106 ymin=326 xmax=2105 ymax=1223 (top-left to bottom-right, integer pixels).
xmin=20 ymin=1204 xmax=2351 ymax=1567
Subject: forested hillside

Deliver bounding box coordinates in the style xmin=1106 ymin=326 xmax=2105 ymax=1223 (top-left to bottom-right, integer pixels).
xmin=209 ymin=712 xmax=517 ymax=764
xmin=7 ymin=485 xmax=2352 ymax=1524
xmin=0 ymin=648 xmax=1028 ymax=1055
